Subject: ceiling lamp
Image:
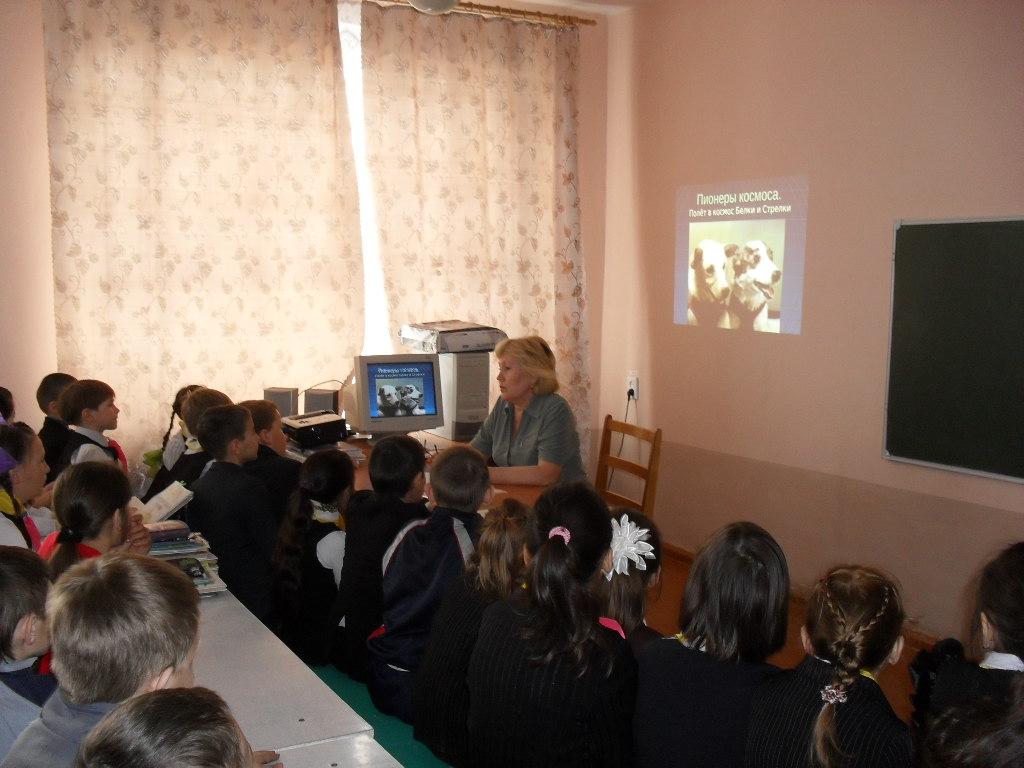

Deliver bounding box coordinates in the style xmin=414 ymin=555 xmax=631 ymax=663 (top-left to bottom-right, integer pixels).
xmin=408 ymin=0 xmax=459 ymax=14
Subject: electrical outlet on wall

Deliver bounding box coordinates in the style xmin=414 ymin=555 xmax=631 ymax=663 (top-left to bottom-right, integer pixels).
xmin=626 ymin=370 xmax=639 ymax=400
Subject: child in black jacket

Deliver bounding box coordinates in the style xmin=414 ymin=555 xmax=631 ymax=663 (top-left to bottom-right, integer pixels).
xmin=330 ymin=434 xmax=428 ymax=682
xmin=366 ymin=445 xmax=490 ymax=722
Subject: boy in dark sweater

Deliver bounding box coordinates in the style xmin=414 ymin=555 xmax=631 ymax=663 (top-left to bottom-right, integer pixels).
xmin=332 ymin=434 xmax=429 ymax=681
xmin=188 ymin=405 xmax=277 ymax=625
xmin=34 ymin=374 xmax=76 ymax=486
xmin=0 ymin=548 xmax=56 ymax=758
xmin=366 ymin=445 xmax=491 ymax=722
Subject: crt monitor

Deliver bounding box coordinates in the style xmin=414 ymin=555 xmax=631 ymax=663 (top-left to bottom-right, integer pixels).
xmin=342 ymin=354 xmax=445 ymax=437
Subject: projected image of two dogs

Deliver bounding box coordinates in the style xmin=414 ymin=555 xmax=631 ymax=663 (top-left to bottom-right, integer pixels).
xmin=687 ymin=239 xmax=782 ymax=332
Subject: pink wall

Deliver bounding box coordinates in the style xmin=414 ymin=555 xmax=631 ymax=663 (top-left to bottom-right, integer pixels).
xmin=595 ymin=0 xmax=1024 ymax=636
xmin=0 ymin=0 xmax=56 ymax=432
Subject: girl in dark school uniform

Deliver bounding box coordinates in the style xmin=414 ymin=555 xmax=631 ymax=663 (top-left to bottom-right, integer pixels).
xmin=633 ymin=522 xmax=790 ymax=768
xmin=913 ymin=542 xmax=1024 ymax=767
xmin=600 ymin=509 xmax=662 ymax=655
xmin=273 ymin=448 xmax=355 ymax=665
xmin=466 ymin=482 xmax=636 ymax=767
xmin=744 ymin=566 xmax=910 ymax=768
xmin=412 ymin=498 xmax=538 ymax=767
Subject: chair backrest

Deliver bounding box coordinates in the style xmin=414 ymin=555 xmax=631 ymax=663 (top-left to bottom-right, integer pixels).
xmin=594 ymin=414 xmax=662 ymax=518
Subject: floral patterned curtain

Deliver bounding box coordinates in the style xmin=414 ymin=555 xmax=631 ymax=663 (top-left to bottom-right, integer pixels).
xmin=360 ymin=4 xmax=593 ymax=456
xmin=43 ymin=0 xmax=363 ymax=462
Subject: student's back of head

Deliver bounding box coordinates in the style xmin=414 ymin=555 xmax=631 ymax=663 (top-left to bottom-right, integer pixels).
xmin=368 ymin=434 xmax=426 ymax=499
xmin=161 ymin=384 xmax=202 ymax=449
xmin=0 ymin=387 xmax=13 ymax=422
xmin=36 ymin=373 xmax=77 ymax=417
xmin=429 ymin=446 xmax=490 ymax=513
xmin=180 ymin=388 xmax=231 ymax=438
xmin=918 ymin=675 xmax=1024 ymax=768
xmin=50 ymin=462 xmax=131 ymax=580
xmin=196 ymin=404 xmax=251 ymax=461
xmin=601 ymin=509 xmax=662 ymax=636
xmin=48 ymin=553 xmax=199 ymax=705
xmin=680 ymin=521 xmax=790 ymax=664
xmin=274 ymin=448 xmax=355 ymax=601
xmin=74 ymin=687 xmax=252 ymax=768
xmin=806 ymin=566 xmax=905 ymax=768
xmin=470 ymin=499 xmax=538 ymax=601
xmin=974 ymin=541 xmax=1024 ymax=659
xmin=0 ymin=546 xmax=50 ymax=660
xmin=58 ymin=380 xmax=114 ymax=426
xmin=523 ymin=481 xmax=612 ymax=672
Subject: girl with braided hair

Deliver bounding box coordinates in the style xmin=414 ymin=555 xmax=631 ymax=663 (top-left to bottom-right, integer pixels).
xmin=272 ymin=448 xmax=354 ymax=665
xmin=745 ymin=566 xmax=910 ymax=767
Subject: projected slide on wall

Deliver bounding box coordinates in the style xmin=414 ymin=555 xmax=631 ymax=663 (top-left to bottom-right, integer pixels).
xmin=674 ymin=176 xmax=808 ymax=334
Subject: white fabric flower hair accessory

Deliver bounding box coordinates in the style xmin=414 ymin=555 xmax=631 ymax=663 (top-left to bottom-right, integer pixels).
xmin=605 ymin=513 xmax=656 ymax=580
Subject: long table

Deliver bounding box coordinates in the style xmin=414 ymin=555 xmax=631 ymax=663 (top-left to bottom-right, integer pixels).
xmin=346 ymin=434 xmax=544 ymax=507
xmin=195 ymin=591 xmax=399 ymax=766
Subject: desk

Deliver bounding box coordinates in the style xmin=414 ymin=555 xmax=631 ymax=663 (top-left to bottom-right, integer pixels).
xmin=195 ymin=591 xmax=372 ymax=751
xmin=345 ymin=434 xmax=545 ymax=508
xmin=278 ymin=735 xmax=401 ymax=768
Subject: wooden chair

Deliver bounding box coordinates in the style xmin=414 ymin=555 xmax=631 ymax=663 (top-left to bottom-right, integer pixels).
xmin=594 ymin=414 xmax=663 ymax=518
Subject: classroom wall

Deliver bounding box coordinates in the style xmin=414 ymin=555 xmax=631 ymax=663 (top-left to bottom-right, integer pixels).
xmin=0 ymin=0 xmax=56 ymax=432
xmin=595 ymin=0 xmax=1024 ymax=637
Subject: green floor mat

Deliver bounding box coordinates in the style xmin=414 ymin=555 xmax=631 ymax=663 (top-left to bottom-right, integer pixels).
xmin=312 ymin=665 xmax=449 ymax=768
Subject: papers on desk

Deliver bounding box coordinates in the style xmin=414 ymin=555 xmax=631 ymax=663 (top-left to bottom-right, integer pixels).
xmin=286 ymin=441 xmax=364 ymax=465
xmin=130 ymin=481 xmax=193 ymax=523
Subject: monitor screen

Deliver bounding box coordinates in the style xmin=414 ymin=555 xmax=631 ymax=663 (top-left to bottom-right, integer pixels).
xmin=343 ymin=353 xmax=445 ymax=437
xmin=366 ymin=361 xmax=439 ymax=420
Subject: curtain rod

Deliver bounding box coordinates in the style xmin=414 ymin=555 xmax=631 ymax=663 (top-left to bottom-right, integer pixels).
xmin=366 ymin=0 xmax=597 ymax=28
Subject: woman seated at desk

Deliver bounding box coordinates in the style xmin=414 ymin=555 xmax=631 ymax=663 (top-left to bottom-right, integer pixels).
xmin=470 ymin=336 xmax=586 ymax=486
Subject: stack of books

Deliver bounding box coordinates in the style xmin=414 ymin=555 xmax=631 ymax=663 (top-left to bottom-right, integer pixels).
xmin=145 ymin=520 xmax=227 ymax=596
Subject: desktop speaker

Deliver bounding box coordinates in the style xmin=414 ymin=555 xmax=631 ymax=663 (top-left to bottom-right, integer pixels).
xmin=305 ymin=388 xmax=340 ymax=414
xmin=264 ymin=387 xmax=299 ymax=417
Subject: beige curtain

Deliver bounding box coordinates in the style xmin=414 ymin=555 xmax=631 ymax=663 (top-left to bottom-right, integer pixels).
xmin=43 ymin=0 xmax=363 ymax=462
xmin=360 ymin=4 xmax=593 ymax=454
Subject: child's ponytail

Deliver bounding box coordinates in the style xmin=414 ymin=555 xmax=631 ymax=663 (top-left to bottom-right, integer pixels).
xmin=808 ymin=567 xmax=904 ymax=768
xmin=273 ymin=449 xmax=354 ymax=617
xmin=50 ymin=462 xmax=131 ymax=579
xmin=162 ymin=385 xmax=202 ymax=449
xmin=521 ymin=482 xmax=613 ymax=674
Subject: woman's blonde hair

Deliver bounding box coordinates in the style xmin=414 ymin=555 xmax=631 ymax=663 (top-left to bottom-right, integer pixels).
xmin=495 ymin=336 xmax=559 ymax=396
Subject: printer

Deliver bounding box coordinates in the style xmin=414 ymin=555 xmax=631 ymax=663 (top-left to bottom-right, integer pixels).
xmin=398 ymin=320 xmax=507 ymax=354
xmin=282 ymin=410 xmax=348 ymax=449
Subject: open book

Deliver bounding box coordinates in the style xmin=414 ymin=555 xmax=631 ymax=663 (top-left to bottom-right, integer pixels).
xmin=129 ymin=481 xmax=192 ymax=524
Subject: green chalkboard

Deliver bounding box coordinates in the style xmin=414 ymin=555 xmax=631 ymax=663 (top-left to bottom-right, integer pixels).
xmin=885 ymin=219 xmax=1024 ymax=482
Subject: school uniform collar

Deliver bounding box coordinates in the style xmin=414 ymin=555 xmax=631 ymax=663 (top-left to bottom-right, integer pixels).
xmin=70 ymin=426 xmax=109 ymax=447
xmin=981 ymin=651 xmax=1024 ymax=671
xmin=311 ymin=500 xmax=340 ymax=524
xmin=0 ymin=656 xmax=37 ymax=673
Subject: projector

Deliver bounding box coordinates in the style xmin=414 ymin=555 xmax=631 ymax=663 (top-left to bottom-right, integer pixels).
xmin=282 ymin=411 xmax=348 ymax=449
xmin=399 ymin=320 xmax=507 ymax=353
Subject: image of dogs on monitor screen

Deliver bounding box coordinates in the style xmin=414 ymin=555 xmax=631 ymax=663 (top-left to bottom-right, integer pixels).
xmin=377 ymin=381 xmax=426 ymax=417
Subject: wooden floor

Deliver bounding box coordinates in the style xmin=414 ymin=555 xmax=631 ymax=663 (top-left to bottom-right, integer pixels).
xmin=645 ymin=546 xmax=933 ymax=723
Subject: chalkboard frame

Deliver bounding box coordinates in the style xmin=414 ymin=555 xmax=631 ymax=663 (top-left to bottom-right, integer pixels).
xmin=883 ymin=217 xmax=1024 ymax=485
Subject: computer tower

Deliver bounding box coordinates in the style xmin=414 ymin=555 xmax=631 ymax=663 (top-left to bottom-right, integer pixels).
xmin=426 ymin=352 xmax=492 ymax=442
xmin=263 ymin=387 xmax=299 ymax=417
xmin=304 ymin=387 xmax=340 ymax=414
